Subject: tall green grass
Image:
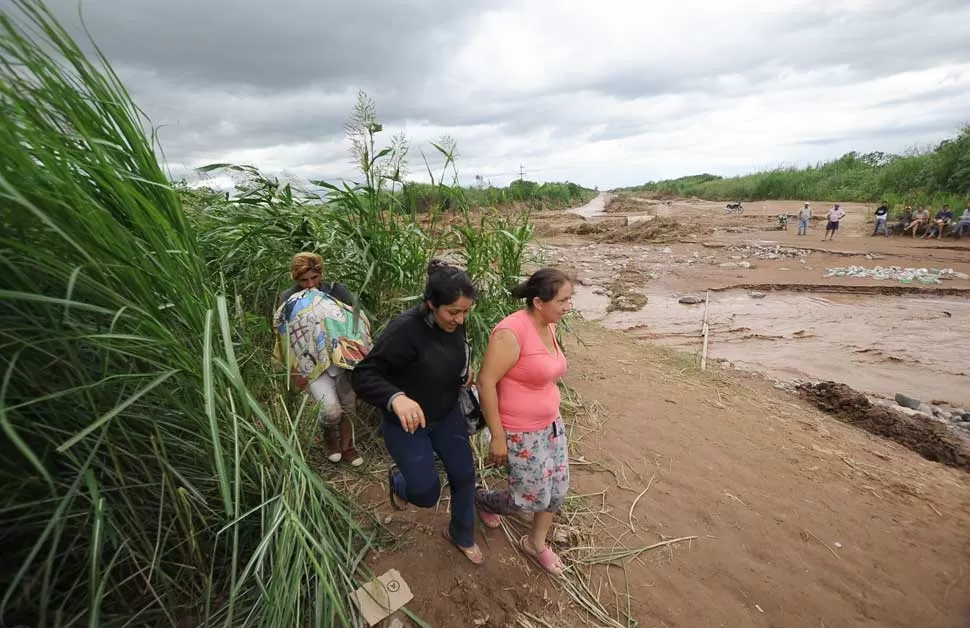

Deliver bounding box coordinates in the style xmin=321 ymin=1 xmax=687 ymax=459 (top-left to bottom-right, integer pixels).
xmin=1 ymin=4 xmax=533 ymax=625
xmin=192 ymin=95 xmax=533 ymax=360
xmin=398 ymin=179 xmax=595 ymax=213
xmin=0 ymin=2 xmax=369 ymax=626
xmin=626 ymin=129 xmax=970 ymax=216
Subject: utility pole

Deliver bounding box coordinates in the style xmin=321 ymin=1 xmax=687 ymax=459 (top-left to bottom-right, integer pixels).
xmin=519 ymin=164 xmax=525 ymax=181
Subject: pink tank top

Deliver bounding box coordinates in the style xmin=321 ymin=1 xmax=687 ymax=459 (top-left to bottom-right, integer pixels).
xmin=493 ymin=310 xmax=568 ymax=432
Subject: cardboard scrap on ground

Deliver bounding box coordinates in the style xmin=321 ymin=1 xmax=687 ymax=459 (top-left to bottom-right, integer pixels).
xmin=350 ymin=569 xmax=413 ymax=626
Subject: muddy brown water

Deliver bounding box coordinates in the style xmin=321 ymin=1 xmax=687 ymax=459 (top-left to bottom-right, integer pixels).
xmin=574 ymin=285 xmax=970 ymax=407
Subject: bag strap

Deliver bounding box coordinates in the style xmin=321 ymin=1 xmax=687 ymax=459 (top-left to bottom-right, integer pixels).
xmin=459 ymin=337 xmax=471 ymax=381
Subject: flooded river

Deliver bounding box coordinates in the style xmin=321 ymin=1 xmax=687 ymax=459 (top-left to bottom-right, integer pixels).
xmin=574 ymin=285 xmax=970 ymax=407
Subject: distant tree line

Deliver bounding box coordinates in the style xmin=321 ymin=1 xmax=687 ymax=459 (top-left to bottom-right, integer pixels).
xmin=624 ymin=126 xmax=970 ymax=214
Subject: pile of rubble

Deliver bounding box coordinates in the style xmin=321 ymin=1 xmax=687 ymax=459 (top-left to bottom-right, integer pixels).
xmin=822 ymin=266 xmax=969 ymax=284
xmin=727 ymin=244 xmax=809 ymax=260
xmin=774 ymin=380 xmax=970 ymax=434
xmin=874 ymin=394 xmax=970 ymax=432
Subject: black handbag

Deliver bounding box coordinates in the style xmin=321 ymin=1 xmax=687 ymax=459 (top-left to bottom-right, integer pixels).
xmin=459 ymin=338 xmax=486 ymax=434
xmin=460 ymin=386 xmax=485 ymax=435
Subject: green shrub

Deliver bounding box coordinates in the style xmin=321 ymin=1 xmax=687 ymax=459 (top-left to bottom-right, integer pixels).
xmin=625 ymin=131 xmax=970 ymax=209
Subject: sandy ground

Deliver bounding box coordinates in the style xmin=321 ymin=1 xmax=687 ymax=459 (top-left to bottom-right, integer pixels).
xmin=332 ymin=194 xmax=970 ymax=627
xmin=344 ymin=320 xmax=970 ymax=627
xmin=563 ymin=322 xmax=970 ymax=628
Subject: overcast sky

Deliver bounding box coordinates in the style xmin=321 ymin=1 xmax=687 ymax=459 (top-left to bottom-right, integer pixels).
xmin=24 ymin=0 xmax=970 ymax=189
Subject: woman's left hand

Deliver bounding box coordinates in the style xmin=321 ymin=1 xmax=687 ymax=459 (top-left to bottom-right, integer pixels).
xmin=489 ymin=436 xmax=508 ymax=467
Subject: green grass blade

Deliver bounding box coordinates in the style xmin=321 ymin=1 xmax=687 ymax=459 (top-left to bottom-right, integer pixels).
xmin=56 ymin=370 xmax=178 ymax=453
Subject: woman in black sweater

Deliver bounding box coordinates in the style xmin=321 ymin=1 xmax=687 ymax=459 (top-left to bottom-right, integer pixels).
xmin=352 ymin=260 xmax=482 ymax=564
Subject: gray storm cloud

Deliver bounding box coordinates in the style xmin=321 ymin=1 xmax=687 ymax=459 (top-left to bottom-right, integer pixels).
xmin=17 ymin=0 xmax=970 ymax=188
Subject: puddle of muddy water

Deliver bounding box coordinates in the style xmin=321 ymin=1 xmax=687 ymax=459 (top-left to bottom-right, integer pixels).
xmin=574 ymin=286 xmax=970 ymax=407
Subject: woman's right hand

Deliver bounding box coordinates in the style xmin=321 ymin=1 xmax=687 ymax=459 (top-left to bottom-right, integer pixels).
xmin=489 ymin=436 xmax=508 ymax=467
xmin=391 ymin=395 xmax=426 ymax=433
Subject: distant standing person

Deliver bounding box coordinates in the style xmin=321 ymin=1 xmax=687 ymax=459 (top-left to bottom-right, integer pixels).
xmin=871 ymin=201 xmax=890 ymax=237
xmin=823 ymin=204 xmax=846 ymax=241
xmin=475 ymin=268 xmax=574 ymax=576
xmin=797 ymin=202 xmax=812 ymax=236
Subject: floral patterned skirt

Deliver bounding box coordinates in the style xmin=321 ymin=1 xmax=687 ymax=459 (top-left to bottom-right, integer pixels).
xmin=478 ymin=415 xmax=569 ymax=514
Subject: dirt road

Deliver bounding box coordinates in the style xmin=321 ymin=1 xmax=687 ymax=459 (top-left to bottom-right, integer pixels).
xmin=567 ymin=192 xmax=611 ymax=218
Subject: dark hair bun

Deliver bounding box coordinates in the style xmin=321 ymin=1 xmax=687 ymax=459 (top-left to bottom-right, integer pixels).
xmin=427 ymin=258 xmax=450 ymax=277
xmin=423 ymin=259 xmax=478 ymax=307
xmin=512 ymin=268 xmax=571 ymax=309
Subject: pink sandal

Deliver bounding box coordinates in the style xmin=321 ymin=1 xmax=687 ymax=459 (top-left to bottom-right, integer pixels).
xmin=478 ymin=510 xmax=502 ymax=529
xmin=475 ymin=487 xmax=503 ymax=529
xmin=519 ymin=535 xmax=564 ymax=576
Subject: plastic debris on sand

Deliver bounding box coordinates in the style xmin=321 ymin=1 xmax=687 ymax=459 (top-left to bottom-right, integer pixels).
xmin=822 ymin=266 xmax=969 ymax=285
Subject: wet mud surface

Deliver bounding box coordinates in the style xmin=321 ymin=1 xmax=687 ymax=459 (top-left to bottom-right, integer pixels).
xmin=798 ymin=381 xmax=970 ymax=471
xmin=539 ymin=195 xmax=970 ymax=408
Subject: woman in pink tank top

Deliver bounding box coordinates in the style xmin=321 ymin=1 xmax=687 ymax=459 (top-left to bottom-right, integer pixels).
xmin=475 ymin=268 xmax=573 ymax=576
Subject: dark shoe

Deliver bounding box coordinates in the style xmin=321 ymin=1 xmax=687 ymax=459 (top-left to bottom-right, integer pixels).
xmin=323 ymin=426 xmax=342 ymax=463
xmin=342 ymin=445 xmax=363 ymax=467
xmin=337 ymin=416 xmax=361 ymax=466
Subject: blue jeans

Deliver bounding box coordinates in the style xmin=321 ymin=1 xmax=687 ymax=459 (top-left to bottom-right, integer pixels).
xmin=797 ymin=218 xmax=808 ymax=235
xmin=872 ymin=219 xmax=889 ymax=236
xmin=383 ymin=405 xmax=476 ymax=547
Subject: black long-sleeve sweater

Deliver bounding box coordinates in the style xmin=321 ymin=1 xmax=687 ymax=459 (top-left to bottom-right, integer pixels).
xmin=351 ymin=305 xmax=466 ymax=423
